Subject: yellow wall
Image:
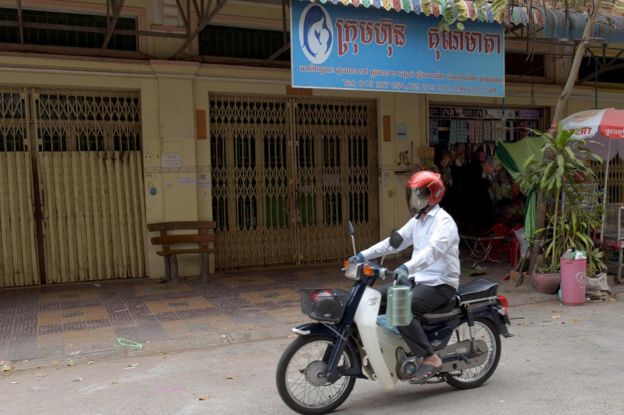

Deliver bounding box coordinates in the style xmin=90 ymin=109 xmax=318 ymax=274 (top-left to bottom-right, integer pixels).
xmin=2 ymin=50 xmax=624 ymax=277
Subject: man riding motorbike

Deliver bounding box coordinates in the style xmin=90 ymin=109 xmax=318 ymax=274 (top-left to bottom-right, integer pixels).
xmin=351 ymin=170 xmax=460 ymax=383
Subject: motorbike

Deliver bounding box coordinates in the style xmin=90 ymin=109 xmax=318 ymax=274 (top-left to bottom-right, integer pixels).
xmin=276 ymin=222 xmax=512 ymax=415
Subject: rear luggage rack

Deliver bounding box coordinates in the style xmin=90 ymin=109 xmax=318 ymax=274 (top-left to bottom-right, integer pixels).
xmin=459 ymin=296 xmax=500 ymax=306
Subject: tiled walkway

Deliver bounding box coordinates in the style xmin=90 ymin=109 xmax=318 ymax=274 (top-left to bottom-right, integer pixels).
xmin=0 ymin=264 xmax=351 ymax=364
xmin=2 ymin=260 xmax=619 ymax=367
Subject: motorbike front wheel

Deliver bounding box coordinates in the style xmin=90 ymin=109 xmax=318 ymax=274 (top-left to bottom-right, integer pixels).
xmin=445 ymin=318 xmax=501 ymax=389
xmin=276 ymin=335 xmax=356 ymax=415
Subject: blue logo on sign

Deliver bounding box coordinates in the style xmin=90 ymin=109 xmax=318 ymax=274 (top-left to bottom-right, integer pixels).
xmin=299 ymin=4 xmax=333 ymax=64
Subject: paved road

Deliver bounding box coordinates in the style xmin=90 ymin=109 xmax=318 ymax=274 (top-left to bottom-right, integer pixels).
xmin=1 ymin=300 xmax=623 ymax=415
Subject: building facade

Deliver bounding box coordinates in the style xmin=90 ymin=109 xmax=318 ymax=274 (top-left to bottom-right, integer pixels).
xmin=0 ymin=0 xmax=623 ymax=287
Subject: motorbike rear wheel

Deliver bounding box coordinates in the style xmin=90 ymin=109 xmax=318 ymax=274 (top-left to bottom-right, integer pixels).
xmin=445 ymin=318 xmax=501 ymax=389
xmin=276 ymin=335 xmax=356 ymax=415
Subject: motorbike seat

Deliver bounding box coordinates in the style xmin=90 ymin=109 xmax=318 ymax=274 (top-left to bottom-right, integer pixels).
xmin=457 ymin=278 xmax=498 ymax=302
xmin=421 ymin=296 xmax=461 ymax=324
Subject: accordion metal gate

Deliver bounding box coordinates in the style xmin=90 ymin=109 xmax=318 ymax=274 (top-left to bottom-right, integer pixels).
xmin=209 ymin=94 xmax=379 ymax=269
xmin=0 ymin=87 xmax=146 ymax=287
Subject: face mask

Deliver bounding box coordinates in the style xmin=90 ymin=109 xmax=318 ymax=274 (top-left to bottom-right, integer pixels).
xmin=407 ymin=188 xmax=429 ymax=215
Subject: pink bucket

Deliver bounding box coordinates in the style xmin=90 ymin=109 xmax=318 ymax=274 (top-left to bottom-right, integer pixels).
xmin=559 ymin=258 xmax=586 ymax=305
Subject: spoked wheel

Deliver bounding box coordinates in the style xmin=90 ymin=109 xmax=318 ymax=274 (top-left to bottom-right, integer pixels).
xmin=276 ymin=335 xmax=356 ymax=415
xmin=445 ymin=318 xmax=501 ymax=389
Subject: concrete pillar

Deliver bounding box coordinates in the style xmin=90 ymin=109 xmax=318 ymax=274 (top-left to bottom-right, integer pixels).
xmin=145 ymin=60 xmax=201 ymax=277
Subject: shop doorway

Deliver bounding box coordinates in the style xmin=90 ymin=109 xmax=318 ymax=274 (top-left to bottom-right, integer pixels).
xmin=0 ymin=87 xmax=146 ymax=287
xmin=428 ymin=105 xmax=547 ymax=235
xmin=209 ymin=94 xmax=379 ymax=269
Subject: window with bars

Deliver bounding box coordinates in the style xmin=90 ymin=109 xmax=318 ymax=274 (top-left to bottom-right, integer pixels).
xmin=36 ymin=92 xmax=141 ymax=152
xmin=322 ymin=134 xmax=342 ymax=226
xmin=210 ymin=133 xmax=227 ymax=170
xmin=210 ymin=132 xmax=229 ymax=232
xmin=237 ymin=196 xmax=257 ymax=230
xmin=297 ymin=133 xmax=316 ymax=227
xmin=297 ymin=134 xmax=314 ymax=168
xmin=324 ymin=193 xmax=342 ymax=226
xmin=0 ymin=7 xmax=137 ymax=51
xmin=37 ymin=95 xmax=140 ymax=122
xmin=264 ymin=133 xmax=286 ymax=169
xmin=40 ymin=131 xmax=67 ymax=152
xmin=234 ymin=133 xmax=256 ymax=168
xmin=114 ymin=132 xmax=141 ymax=152
xmin=212 ymin=197 xmax=229 ymax=232
xmin=348 ymin=135 xmax=369 ymax=224
xmin=299 ymin=193 xmax=315 ymax=227
xmin=349 ymin=192 xmax=369 ymax=224
xmin=0 ymin=131 xmax=25 ymax=151
xmin=234 ymin=133 xmax=257 ymax=230
xmin=0 ymin=92 xmax=26 ymax=152
xmin=297 ymin=103 xmax=370 ymax=126
xmin=348 ymin=136 xmax=368 ymax=167
xmin=264 ymin=132 xmax=288 ymax=229
xmin=323 ymin=136 xmax=340 ymax=167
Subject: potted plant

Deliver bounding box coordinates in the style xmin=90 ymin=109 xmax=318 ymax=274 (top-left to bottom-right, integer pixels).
xmin=560 ymin=184 xmax=607 ymax=277
xmin=519 ymin=124 xmax=603 ymax=294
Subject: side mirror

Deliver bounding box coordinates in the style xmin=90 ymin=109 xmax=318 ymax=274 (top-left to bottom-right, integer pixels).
xmin=348 ymin=221 xmax=355 ymax=237
xmin=379 ymin=230 xmax=403 ymax=265
xmin=389 ymin=230 xmax=403 ymax=249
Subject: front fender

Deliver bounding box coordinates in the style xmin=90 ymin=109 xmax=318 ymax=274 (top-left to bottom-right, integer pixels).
xmin=292 ymin=322 xmax=364 ymax=378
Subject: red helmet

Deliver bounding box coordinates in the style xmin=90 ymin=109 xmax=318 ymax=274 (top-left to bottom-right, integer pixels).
xmin=406 ymin=171 xmax=445 ymax=214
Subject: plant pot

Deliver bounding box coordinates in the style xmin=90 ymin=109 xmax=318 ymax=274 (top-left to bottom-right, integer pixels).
xmin=531 ymin=271 xmax=561 ymax=295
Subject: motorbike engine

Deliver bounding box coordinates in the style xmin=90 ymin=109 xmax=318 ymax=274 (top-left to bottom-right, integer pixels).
xmin=395 ymin=348 xmax=419 ymax=380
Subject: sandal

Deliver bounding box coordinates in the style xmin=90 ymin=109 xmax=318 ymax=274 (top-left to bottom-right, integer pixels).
xmin=409 ymin=363 xmax=441 ymax=384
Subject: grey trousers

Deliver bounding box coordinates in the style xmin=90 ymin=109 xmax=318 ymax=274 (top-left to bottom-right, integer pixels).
xmin=379 ymin=283 xmax=457 ymax=358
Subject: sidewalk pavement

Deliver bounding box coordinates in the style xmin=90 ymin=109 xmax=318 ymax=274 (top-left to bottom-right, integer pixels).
xmin=1 ymin=259 xmax=622 ymax=371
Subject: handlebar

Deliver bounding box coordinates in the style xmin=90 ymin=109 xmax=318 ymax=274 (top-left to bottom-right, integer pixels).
xmin=363 ymin=260 xmax=394 ymax=280
xmin=382 ymin=268 xmax=394 ymax=279
xmin=344 ymin=259 xmax=394 ymax=282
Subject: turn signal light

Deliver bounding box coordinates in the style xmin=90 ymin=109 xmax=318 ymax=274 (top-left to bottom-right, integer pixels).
xmin=362 ymin=264 xmax=374 ymax=276
xmin=343 ymin=259 xmax=350 ymax=269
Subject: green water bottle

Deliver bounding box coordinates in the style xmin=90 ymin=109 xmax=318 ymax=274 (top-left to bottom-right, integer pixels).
xmin=386 ymin=284 xmax=413 ymax=327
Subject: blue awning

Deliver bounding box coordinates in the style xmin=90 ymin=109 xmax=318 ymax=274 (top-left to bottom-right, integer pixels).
xmin=300 ymin=0 xmax=624 ymax=43
xmin=541 ymin=8 xmax=624 ymax=43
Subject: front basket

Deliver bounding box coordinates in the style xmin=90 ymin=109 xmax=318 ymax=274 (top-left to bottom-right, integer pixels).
xmin=300 ymin=288 xmax=350 ymax=323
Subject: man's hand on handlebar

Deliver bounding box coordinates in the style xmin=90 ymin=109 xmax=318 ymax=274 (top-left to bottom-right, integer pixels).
xmin=349 ymin=253 xmax=365 ymax=263
xmin=393 ymin=265 xmax=414 ymax=288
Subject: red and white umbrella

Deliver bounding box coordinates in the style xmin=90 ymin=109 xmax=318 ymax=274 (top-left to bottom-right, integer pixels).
xmin=562 ymin=108 xmax=624 ymax=241
xmin=562 ymin=108 xmax=624 ymax=160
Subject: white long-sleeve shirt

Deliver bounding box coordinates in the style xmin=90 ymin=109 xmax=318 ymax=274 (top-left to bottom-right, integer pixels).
xmin=360 ymin=205 xmax=460 ymax=289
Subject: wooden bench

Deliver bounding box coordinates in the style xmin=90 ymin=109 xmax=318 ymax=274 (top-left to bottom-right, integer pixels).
xmin=147 ymin=221 xmax=216 ymax=282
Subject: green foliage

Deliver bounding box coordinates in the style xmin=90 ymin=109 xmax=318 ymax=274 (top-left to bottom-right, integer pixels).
xmin=544 ymin=187 xmax=607 ymax=275
xmin=587 ymin=247 xmax=607 ymax=276
xmin=519 ymin=123 xmax=604 ymax=274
